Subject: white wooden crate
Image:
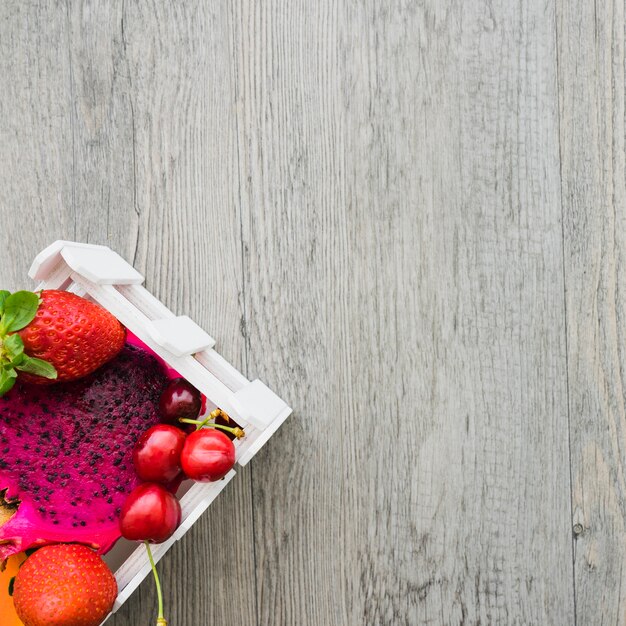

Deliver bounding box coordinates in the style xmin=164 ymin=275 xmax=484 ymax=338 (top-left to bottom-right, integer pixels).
xmin=28 ymin=240 xmax=292 ymax=621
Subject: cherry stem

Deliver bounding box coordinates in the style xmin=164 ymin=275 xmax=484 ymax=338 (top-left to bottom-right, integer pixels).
xmin=144 ymin=541 xmax=166 ymax=626
xmin=178 ymin=417 xmax=245 ymax=439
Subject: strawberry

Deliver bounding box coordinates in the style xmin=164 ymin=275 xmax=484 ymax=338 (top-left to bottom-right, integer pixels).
xmin=0 ymin=290 xmax=125 ymax=394
xmin=12 ymin=544 xmax=117 ymax=626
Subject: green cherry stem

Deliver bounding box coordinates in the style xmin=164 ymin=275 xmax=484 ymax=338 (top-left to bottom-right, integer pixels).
xmin=196 ymin=408 xmax=224 ymax=430
xmin=192 ymin=413 xmax=213 ymax=430
xmin=178 ymin=418 xmax=245 ymax=439
xmin=144 ymin=541 xmax=167 ymax=626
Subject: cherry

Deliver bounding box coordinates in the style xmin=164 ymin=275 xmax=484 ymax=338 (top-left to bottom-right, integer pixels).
xmin=119 ymin=483 xmax=181 ymax=626
xmin=119 ymin=483 xmax=181 ymax=544
xmin=133 ymin=425 xmax=187 ymax=483
xmin=180 ymin=429 xmax=236 ymax=482
xmin=159 ymin=378 xmax=202 ymax=424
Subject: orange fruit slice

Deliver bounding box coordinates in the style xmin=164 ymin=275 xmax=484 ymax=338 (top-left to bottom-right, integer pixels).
xmin=0 ymin=554 xmax=26 ymax=625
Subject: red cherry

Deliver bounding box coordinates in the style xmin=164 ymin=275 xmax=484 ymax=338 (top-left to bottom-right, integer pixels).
xmin=133 ymin=425 xmax=187 ymax=483
xmin=159 ymin=378 xmax=202 ymax=424
xmin=180 ymin=429 xmax=236 ymax=482
xmin=119 ymin=483 xmax=182 ymax=543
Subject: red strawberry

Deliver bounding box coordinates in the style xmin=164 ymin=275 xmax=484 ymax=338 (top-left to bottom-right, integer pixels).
xmin=12 ymin=544 xmax=117 ymax=626
xmin=0 ymin=290 xmax=125 ymax=394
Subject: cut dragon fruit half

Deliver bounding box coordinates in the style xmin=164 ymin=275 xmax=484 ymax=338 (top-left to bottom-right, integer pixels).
xmin=0 ymin=343 xmax=169 ymax=563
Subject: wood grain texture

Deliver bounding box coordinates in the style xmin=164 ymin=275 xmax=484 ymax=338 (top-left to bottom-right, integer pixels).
xmin=558 ymin=0 xmax=626 ymax=624
xmin=237 ymin=1 xmax=573 ymax=624
xmin=0 ymin=1 xmax=75 ymax=290
xmin=1 ymin=0 xmax=622 ymax=624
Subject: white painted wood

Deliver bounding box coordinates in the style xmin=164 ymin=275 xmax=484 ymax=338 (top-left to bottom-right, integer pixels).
xmin=232 ymin=379 xmax=288 ymax=430
xmin=32 ymin=242 xmax=143 ymax=287
xmin=171 ymin=472 xmax=237 ymax=542
xmin=116 ymin=285 xmax=246 ymax=386
xmin=29 ymin=241 xmax=110 ymax=282
xmin=118 ymin=284 xmax=249 ymax=390
xmin=60 ymin=246 xmax=144 ymax=285
xmin=147 ymin=316 xmax=215 ymax=357
xmin=194 ymin=349 xmax=249 ymax=392
xmin=116 ymin=285 xmax=178 ymax=322
xmin=236 ymin=406 xmax=292 ymax=467
xmin=34 ymin=261 xmax=74 ymax=292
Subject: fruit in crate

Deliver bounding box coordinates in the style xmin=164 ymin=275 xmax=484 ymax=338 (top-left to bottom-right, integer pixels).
xmin=181 ymin=428 xmax=236 ymax=482
xmin=0 ymin=289 xmax=125 ymax=394
xmin=119 ymin=483 xmax=182 ymax=543
xmin=12 ymin=544 xmax=117 ymax=626
xmin=0 ymin=240 xmax=290 ymax=626
xmin=0 ymin=343 xmax=168 ymax=562
xmin=118 ymin=481 xmax=184 ymax=626
xmin=158 ymin=377 xmax=202 ymax=423
xmin=133 ymin=424 xmax=187 ymax=483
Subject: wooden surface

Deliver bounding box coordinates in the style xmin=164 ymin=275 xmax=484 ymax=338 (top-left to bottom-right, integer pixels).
xmin=0 ymin=1 xmax=623 ymax=624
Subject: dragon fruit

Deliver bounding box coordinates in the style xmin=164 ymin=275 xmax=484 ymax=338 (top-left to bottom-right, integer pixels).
xmin=0 ymin=343 xmax=169 ymax=563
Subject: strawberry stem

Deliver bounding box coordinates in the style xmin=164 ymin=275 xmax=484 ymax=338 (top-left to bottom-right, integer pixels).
xmin=145 ymin=541 xmax=166 ymax=626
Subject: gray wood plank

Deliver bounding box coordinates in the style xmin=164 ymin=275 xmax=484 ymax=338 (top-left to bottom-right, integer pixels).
xmin=557 ymin=0 xmax=626 ymax=623
xmin=0 ymin=1 xmax=75 ymax=290
xmin=236 ymin=0 xmax=575 ymax=624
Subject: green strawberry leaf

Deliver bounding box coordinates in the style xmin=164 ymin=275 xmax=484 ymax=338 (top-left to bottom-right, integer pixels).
xmin=3 ymin=333 xmax=24 ymax=359
xmin=0 ymin=291 xmax=10 ymax=316
xmin=16 ymin=356 xmax=57 ymax=379
xmin=0 ymin=291 xmax=40 ymax=333
xmin=0 ymin=369 xmax=16 ymax=395
xmin=10 ymin=352 xmax=25 ymax=366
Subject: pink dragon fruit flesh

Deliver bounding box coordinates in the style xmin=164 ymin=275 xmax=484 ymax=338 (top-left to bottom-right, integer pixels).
xmin=0 ymin=343 xmax=169 ymax=563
